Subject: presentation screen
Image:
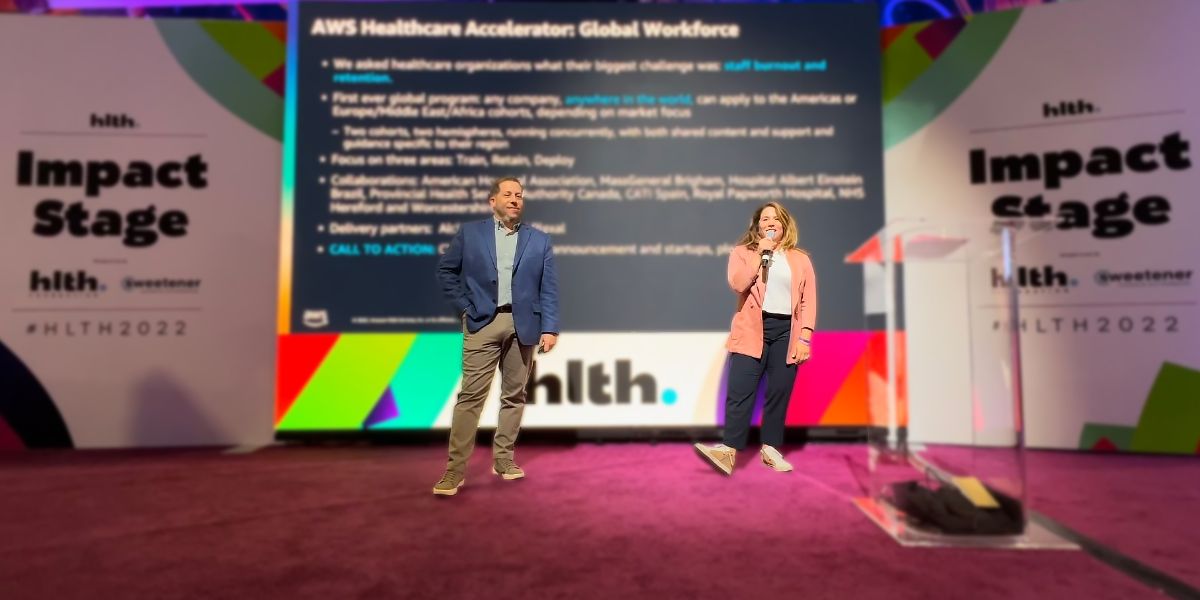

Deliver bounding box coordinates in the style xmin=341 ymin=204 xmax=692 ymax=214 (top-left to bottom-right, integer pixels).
xmin=277 ymin=2 xmax=883 ymax=432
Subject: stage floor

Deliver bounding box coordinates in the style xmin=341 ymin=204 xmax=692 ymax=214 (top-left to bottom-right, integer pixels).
xmin=1 ymin=443 xmax=1196 ymax=599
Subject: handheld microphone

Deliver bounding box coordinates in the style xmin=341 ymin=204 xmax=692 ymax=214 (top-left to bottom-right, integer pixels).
xmin=760 ymin=230 xmax=776 ymax=266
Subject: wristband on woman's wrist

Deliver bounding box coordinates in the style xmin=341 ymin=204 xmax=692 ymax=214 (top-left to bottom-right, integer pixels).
xmin=798 ymin=338 xmax=812 ymax=346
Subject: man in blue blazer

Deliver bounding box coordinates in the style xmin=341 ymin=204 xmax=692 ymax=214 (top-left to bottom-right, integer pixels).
xmin=433 ymin=176 xmax=560 ymax=496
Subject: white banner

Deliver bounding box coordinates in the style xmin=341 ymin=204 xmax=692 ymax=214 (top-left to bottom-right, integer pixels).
xmin=885 ymin=0 xmax=1200 ymax=451
xmin=0 ymin=15 xmax=282 ymax=448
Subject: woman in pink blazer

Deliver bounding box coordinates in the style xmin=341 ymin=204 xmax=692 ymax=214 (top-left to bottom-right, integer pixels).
xmin=695 ymin=202 xmax=816 ymax=476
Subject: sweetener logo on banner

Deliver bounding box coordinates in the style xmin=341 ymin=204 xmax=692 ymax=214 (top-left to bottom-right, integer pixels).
xmin=1094 ymin=268 xmax=1193 ymax=288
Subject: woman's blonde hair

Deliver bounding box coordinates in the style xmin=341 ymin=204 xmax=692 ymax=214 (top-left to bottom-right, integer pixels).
xmin=737 ymin=201 xmax=800 ymax=251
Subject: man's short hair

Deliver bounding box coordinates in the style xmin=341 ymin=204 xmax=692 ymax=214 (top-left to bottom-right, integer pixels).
xmin=490 ymin=176 xmax=523 ymax=199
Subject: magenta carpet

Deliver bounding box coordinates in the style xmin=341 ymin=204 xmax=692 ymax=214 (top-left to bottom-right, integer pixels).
xmin=0 ymin=443 xmax=1195 ymax=599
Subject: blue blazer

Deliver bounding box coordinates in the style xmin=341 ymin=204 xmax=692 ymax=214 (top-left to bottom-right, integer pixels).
xmin=436 ymin=219 xmax=560 ymax=346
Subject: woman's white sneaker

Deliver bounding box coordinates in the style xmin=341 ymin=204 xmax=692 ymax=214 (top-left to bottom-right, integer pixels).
xmin=694 ymin=443 xmax=736 ymax=476
xmin=760 ymin=445 xmax=793 ymax=472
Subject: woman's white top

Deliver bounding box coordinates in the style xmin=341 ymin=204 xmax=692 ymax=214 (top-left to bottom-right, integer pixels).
xmin=762 ymin=250 xmax=793 ymax=315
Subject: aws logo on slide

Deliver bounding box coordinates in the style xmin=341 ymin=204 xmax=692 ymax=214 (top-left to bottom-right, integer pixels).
xmin=526 ymin=360 xmax=679 ymax=406
xmin=303 ymin=309 xmax=330 ymax=329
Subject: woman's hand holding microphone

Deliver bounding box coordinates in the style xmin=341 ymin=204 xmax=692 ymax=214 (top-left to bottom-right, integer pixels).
xmin=758 ymin=230 xmax=778 ymax=271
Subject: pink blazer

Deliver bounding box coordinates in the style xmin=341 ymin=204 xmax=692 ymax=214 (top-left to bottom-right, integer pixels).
xmin=725 ymin=245 xmax=818 ymax=364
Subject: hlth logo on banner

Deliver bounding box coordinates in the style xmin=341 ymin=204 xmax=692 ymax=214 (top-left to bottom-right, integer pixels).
xmin=991 ymin=265 xmax=1078 ymax=290
xmin=526 ymin=360 xmax=679 ymax=405
xmin=29 ymin=269 xmax=105 ymax=293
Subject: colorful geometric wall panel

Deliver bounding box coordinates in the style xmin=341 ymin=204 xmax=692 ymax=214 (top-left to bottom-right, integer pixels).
xmin=1131 ymin=363 xmax=1200 ymax=454
xmin=713 ymin=332 xmax=904 ymax=428
xmin=882 ymin=9 xmax=1020 ymax=149
xmin=788 ymin=332 xmax=872 ymax=425
xmin=363 ymin=387 xmax=400 ymax=429
xmin=276 ymin=334 xmax=339 ymax=423
xmin=0 ymin=339 xmax=73 ymax=449
xmin=277 ymin=334 xmax=415 ymax=430
xmin=155 ymin=19 xmax=285 ymax=140
xmin=370 ymin=334 xmax=462 ymax=430
xmin=0 ymin=417 xmax=25 ymax=451
xmin=276 ymin=333 xmax=463 ymax=432
xmin=1078 ymin=424 xmax=1135 ymax=452
xmin=1078 ymin=363 xmax=1200 ymax=454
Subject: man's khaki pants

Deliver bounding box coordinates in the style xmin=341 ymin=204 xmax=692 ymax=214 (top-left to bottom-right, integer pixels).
xmin=446 ymin=312 xmax=534 ymax=474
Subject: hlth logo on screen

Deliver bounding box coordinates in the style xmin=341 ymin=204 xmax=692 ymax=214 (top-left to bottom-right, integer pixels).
xmin=526 ymin=360 xmax=679 ymax=406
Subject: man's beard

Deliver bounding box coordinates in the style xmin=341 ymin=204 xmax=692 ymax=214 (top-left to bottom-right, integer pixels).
xmin=495 ymin=207 xmax=521 ymax=225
